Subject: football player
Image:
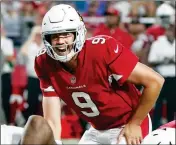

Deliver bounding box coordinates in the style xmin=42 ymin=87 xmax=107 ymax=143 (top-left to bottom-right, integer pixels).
xmin=141 ymin=120 xmax=176 ymax=144
xmin=34 ymin=4 xmax=164 ymax=144
xmin=1 ymin=115 xmax=62 ymax=144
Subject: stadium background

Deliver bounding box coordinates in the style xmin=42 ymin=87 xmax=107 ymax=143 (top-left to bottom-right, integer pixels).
xmin=1 ymin=1 xmax=175 ymax=144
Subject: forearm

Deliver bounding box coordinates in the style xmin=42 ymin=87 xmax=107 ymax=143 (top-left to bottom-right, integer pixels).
xmin=46 ymin=119 xmax=62 ymax=140
xmin=129 ymin=82 xmax=163 ymax=125
xmin=42 ymin=97 xmax=62 ymax=140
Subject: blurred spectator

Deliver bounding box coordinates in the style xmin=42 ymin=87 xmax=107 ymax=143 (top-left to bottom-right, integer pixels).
xmin=82 ymin=1 xmax=100 ymax=17
xmin=147 ymin=3 xmax=175 ymax=40
xmin=34 ymin=13 xmax=44 ymax=26
xmin=1 ymin=1 xmax=21 ymax=47
xmin=130 ymin=1 xmax=156 ymax=17
xmin=82 ymin=1 xmax=102 ymax=37
xmin=93 ymin=7 xmax=134 ymax=50
xmin=113 ymin=0 xmax=132 ymax=19
xmin=148 ymin=23 xmax=175 ymax=129
xmin=33 ymin=1 xmax=56 ymax=16
xmin=131 ymin=2 xmax=175 ymax=65
xmin=13 ymin=26 xmax=44 ymax=123
xmin=20 ymin=1 xmax=36 ymax=43
xmin=1 ymin=1 xmax=21 ymax=15
xmin=131 ymin=33 xmax=153 ymax=65
xmin=1 ymin=23 xmax=16 ymax=124
xmin=164 ymin=1 xmax=176 ymax=8
xmin=127 ymin=17 xmax=146 ymax=40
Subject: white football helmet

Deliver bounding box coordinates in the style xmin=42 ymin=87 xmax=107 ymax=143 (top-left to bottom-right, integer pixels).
xmin=156 ymin=3 xmax=175 ymax=28
xmin=141 ymin=128 xmax=175 ymax=144
xmin=42 ymin=4 xmax=87 ymax=62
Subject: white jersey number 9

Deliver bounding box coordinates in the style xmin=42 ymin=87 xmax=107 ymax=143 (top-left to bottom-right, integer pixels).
xmin=72 ymin=92 xmax=100 ymax=117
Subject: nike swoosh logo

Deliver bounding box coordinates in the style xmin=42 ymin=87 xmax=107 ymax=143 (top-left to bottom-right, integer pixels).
xmin=114 ymin=45 xmax=118 ymax=53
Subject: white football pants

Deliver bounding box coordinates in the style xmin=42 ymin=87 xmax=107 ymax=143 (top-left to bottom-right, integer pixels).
xmin=79 ymin=125 xmax=127 ymax=144
xmin=79 ymin=114 xmax=152 ymax=144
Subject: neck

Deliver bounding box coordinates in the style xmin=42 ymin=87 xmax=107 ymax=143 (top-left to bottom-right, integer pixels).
xmin=62 ymin=54 xmax=78 ymax=73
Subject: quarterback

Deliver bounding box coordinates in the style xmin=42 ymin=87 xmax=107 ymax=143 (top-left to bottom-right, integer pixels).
xmin=34 ymin=4 xmax=164 ymax=144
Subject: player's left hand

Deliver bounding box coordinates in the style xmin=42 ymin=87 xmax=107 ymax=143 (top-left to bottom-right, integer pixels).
xmin=117 ymin=123 xmax=143 ymax=144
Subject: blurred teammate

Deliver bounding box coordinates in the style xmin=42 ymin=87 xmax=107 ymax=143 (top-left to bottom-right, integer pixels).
xmin=131 ymin=2 xmax=175 ymax=65
xmin=1 ymin=115 xmax=62 ymax=144
xmin=34 ymin=4 xmax=164 ymax=144
xmin=1 ymin=23 xmax=16 ymax=124
xmin=93 ymin=7 xmax=134 ymax=50
xmin=142 ymin=120 xmax=176 ymax=144
xmin=146 ymin=2 xmax=175 ymax=40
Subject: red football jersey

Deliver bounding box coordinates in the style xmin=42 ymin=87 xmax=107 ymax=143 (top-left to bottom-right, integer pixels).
xmin=35 ymin=35 xmax=145 ymax=131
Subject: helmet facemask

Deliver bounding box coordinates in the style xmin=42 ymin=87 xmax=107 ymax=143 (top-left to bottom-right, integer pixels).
xmin=43 ymin=30 xmax=76 ymax=62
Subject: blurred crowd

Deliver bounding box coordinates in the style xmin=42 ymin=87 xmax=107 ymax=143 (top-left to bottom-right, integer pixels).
xmin=1 ymin=1 xmax=175 ymax=143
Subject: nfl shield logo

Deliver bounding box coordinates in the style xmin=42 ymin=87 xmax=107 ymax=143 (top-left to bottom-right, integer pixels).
xmin=71 ymin=76 xmax=76 ymax=84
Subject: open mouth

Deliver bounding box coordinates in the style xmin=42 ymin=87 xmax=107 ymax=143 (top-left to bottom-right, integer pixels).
xmin=54 ymin=47 xmax=70 ymax=56
xmin=53 ymin=44 xmax=72 ymax=56
xmin=58 ymin=48 xmax=67 ymax=52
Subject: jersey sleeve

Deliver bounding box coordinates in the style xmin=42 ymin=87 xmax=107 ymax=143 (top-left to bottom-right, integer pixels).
xmin=34 ymin=56 xmax=57 ymax=97
xmin=104 ymin=36 xmax=139 ymax=86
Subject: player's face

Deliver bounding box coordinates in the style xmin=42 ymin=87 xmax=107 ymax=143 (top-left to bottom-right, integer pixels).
xmin=51 ymin=32 xmax=75 ymax=56
xmin=106 ymin=15 xmax=119 ymax=26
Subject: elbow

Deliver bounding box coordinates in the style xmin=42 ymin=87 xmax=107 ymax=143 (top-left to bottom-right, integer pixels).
xmin=156 ymin=75 xmax=165 ymax=88
xmin=144 ymin=73 xmax=165 ymax=90
xmin=151 ymin=74 xmax=165 ymax=90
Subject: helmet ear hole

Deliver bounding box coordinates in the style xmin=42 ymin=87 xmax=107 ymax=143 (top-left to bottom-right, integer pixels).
xmin=45 ymin=35 xmax=52 ymax=45
xmin=73 ymin=32 xmax=77 ymax=40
